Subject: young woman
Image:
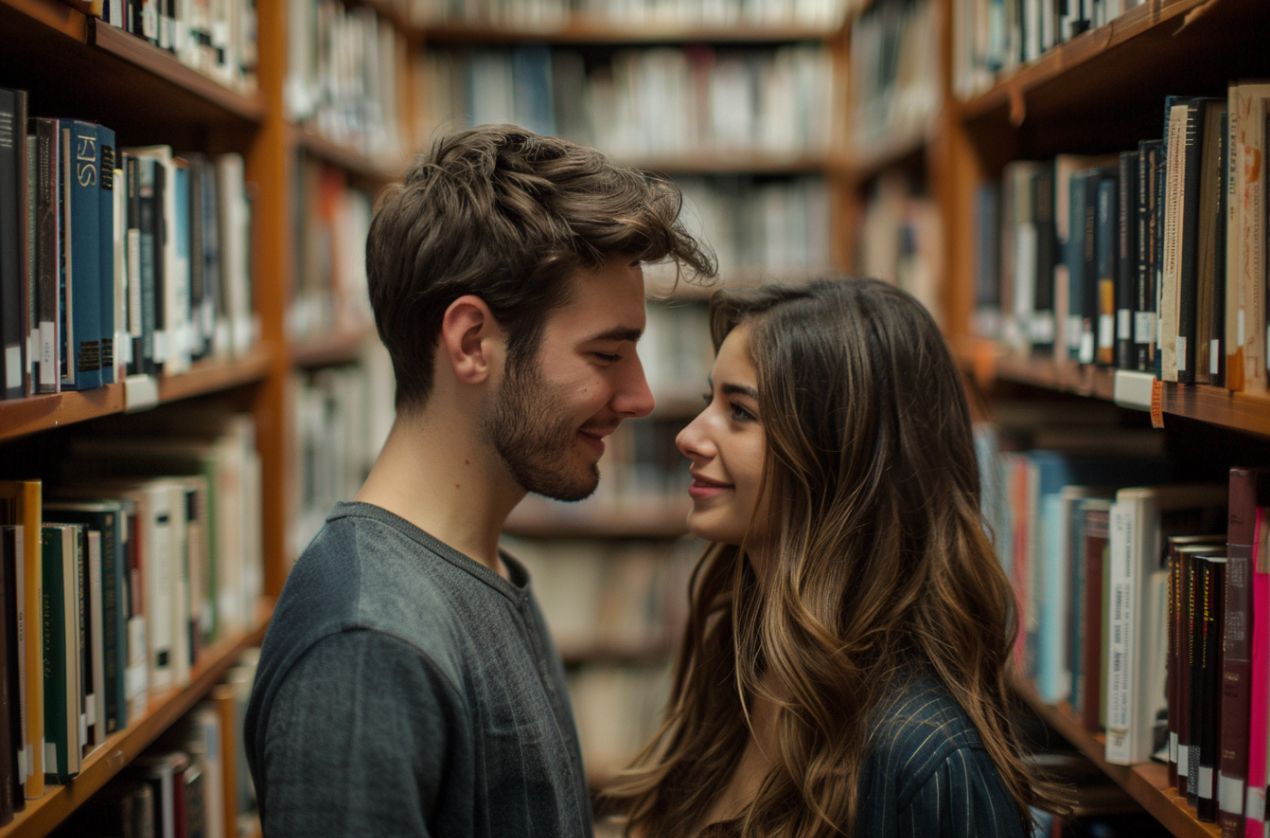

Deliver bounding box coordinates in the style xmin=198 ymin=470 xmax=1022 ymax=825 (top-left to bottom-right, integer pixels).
xmin=605 ymin=279 xmax=1068 ymax=837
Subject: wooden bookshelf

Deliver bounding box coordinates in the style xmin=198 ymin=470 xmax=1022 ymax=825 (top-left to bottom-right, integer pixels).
xmin=293 ymin=125 xmax=403 ymax=184
xmin=0 ymin=349 xmax=273 ymax=443
xmin=0 ymin=599 xmax=275 ymax=838
xmin=846 ymin=126 xmax=932 ymax=183
xmin=420 ymin=18 xmax=843 ymax=46
xmin=291 ymin=327 xmax=377 ymax=368
xmin=1014 ymin=679 xmax=1220 ymax=838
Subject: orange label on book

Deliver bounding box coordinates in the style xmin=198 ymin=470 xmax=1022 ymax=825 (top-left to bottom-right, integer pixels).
xmin=1150 ymin=378 xmax=1165 ymax=429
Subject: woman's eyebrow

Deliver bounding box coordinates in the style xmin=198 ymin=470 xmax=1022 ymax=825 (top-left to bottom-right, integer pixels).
xmin=721 ymin=383 xmax=759 ymax=400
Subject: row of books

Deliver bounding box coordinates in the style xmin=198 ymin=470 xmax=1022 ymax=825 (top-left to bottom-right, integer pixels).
xmin=849 ymin=0 xmax=939 ymax=154
xmin=977 ymin=422 xmax=1270 ymax=833
xmin=86 ymin=0 xmax=258 ymax=96
xmin=503 ymin=536 xmax=692 ymax=656
xmin=667 ymin=176 xmax=832 ymax=279
xmin=52 ymin=649 xmax=261 ymax=838
xmin=0 ymin=413 xmax=263 ymax=821
xmin=567 ymin=661 xmax=670 ymax=782
xmin=953 ymin=0 xmax=1147 ymax=100
xmin=416 ymin=43 xmax=833 ymax=162
xmin=856 ymin=171 xmax=943 ymax=326
xmin=285 ymin=0 xmax=409 ymax=165
xmin=973 ymin=83 xmax=1270 ymax=393
xmin=410 ymin=0 xmax=852 ymax=28
xmin=291 ymin=156 xmax=375 ymax=341
xmin=290 ymin=349 xmax=394 ymax=561
xmin=0 ymin=90 xmax=258 ymax=400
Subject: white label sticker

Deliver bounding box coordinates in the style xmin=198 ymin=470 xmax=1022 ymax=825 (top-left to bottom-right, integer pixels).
xmin=1068 ymin=316 xmax=1083 ymax=350
xmin=44 ymin=742 xmax=56 ymax=772
xmin=1212 ymin=340 xmax=1221 ymax=376
xmin=1176 ymin=337 xmax=1187 ymax=371
xmin=1200 ymin=765 xmax=1214 ymax=799
xmin=1117 ymin=308 xmax=1131 ymax=340
xmin=1099 ymin=314 xmax=1115 ymax=349
xmin=1220 ymin=774 xmax=1244 ymax=812
xmin=153 ymin=330 xmax=169 ymax=363
xmin=1079 ymin=332 xmax=1095 ymax=365
xmin=1239 ymin=309 xmax=1247 ymax=346
xmin=1170 ymin=732 xmax=1178 ymax=763
xmin=39 ymin=321 xmax=55 ymax=386
xmin=1178 ymin=743 xmax=1190 ymax=777
xmin=1135 ymin=312 xmax=1155 ymax=343
xmin=1248 ymin=786 xmax=1265 ymax=821
xmin=5 ymin=345 xmax=20 ymax=390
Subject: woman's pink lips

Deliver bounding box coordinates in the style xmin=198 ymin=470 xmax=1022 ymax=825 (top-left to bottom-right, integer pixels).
xmin=688 ymin=478 xmax=733 ymax=498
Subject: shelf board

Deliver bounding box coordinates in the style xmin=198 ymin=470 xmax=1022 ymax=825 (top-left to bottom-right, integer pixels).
xmin=0 ymin=347 xmax=273 ymax=443
xmin=420 ymin=17 xmax=843 ymax=45
xmin=958 ymin=339 xmax=1270 ymax=437
xmin=291 ymin=327 xmax=376 ymax=368
xmin=293 ymin=125 xmax=403 ymax=183
xmin=625 ymin=152 xmax=828 ymax=176
xmin=0 ymin=599 xmax=275 ymax=838
xmin=88 ymin=18 xmax=266 ymax=123
xmin=844 ymin=125 xmax=932 ymax=181
xmin=504 ymin=501 xmax=690 ymax=539
xmin=1015 ymin=679 xmax=1219 ymax=838
xmin=957 ymin=0 xmax=1253 ymax=128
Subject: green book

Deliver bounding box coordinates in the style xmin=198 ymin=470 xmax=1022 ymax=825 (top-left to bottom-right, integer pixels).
xmin=41 ymin=523 xmax=81 ymax=782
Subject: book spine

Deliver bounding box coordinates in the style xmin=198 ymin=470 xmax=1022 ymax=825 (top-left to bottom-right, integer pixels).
xmin=1116 ymin=150 xmax=1137 ymax=370
xmin=1234 ymin=86 xmax=1269 ymax=395
xmin=1081 ymin=507 xmax=1109 ymax=732
xmin=1067 ymin=170 xmax=1088 ymax=362
xmin=32 ymin=119 xmax=59 ymax=395
xmin=98 ymin=127 xmax=117 ymax=385
xmin=1212 ymin=111 xmax=1229 ymax=386
xmin=15 ymin=92 xmax=29 ymax=397
xmin=0 ymin=526 xmax=15 ymax=825
xmin=65 ymin=122 xmax=102 ymax=391
xmin=1199 ymin=554 xmax=1224 ymax=822
xmin=2 ymin=527 xmax=23 ymax=816
xmin=1176 ymin=101 xmax=1206 ymax=385
xmin=1161 ymin=104 xmax=1188 ymax=382
xmin=1248 ymin=505 xmax=1270 ymax=837
xmin=1095 ymin=176 xmax=1117 ymax=367
xmin=1182 ymin=550 xmax=1195 ymax=795
xmin=1033 ymin=166 xmax=1056 ymax=354
xmin=1170 ymin=541 xmax=1182 ymax=787
xmin=125 ymin=154 xmax=143 ymax=376
xmin=1225 ymin=83 xmax=1243 ymax=391
xmin=1220 ymin=468 xmax=1260 ymax=836
xmin=0 ymin=89 xmax=21 ymax=400
xmin=137 ymin=157 xmax=160 ymax=375
xmin=1106 ymin=499 xmax=1134 ymax=763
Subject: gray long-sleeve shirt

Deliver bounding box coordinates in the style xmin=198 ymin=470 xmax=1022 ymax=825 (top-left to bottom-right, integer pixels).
xmin=244 ymin=502 xmax=593 ymax=838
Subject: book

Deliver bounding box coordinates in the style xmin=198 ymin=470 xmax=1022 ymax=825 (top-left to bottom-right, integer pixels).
xmin=31 ymin=118 xmax=60 ymax=395
xmin=1194 ymin=100 xmax=1228 ymax=386
xmin=1171 ymin=536 xmax=1225 ymax=792
xmin=44 ymin=501 xmax=129 ymax=735
xmin=1 ymin=526 xmax=22 ymax=820
xmin=1137 ymin=141 xmax=1163 ymax=373
xmin=62 ymin=120 xmax=104 ymax=391
xmin=66 ymin=778 xmax=155 ymax=837
xmin=0 ymin=480 xmax=43 ymax=799
xmin=161 ymin=705 xmax=223 ymax=838
xmin=99 ymin=125 xmax=118 ymax=385
xmin=1211 ymin=111 xmax=1229 ymax=387
xmin=1106 ymin=484 xmax=1227 ymax=766
xmin=128 ymin=749 xmax=191 ymax=838
xmin=1177 ymin=99 xmax=1224 ymax=384
xmin=1115 ymin=150 xmax=1137 ymax=370
xmin=1227 ymin=82 xmax=1270 ymax=394
xmin=1095 ymin=174 xmax=1118 ymax=367
xmin=1160 ymin=101 xmax=1190 ymax=382
xmin=41 ymin=522 xmax=83 ymax=782
xmin=1218 ymin=468 xmax=1270 ymax=837
xmin=0 ymin=88 xmax=23 ymax=399
xmin=1246 ymin=492 xmax=1270 ymax=838
xmin=1078 ymin=497 xmax=1113 ymax=733
xmin=1196 ymin=548 xmax=1227 ymax=822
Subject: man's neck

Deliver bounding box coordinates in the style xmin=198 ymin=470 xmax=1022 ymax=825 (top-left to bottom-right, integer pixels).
xmin=354 ymin=409 xmax=524 ymax=578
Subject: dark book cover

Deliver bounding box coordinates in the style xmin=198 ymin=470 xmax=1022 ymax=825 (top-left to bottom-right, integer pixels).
xmin=199 ymin=159 xmax=219 ymax=360
xmin=67 ymin=778 xmax=155 ymax=838
xmin=64 ymin=121 xmax=103 ymax=391
xmin=182 ymin=759 xmax=204 ymax=838
xmin=137 ymin=155 xmax=161 ymax=375
xmin=0 ymin=88 xmax=22 ymax=400
xmin=1197 ymin=549 xmax=1227 ymax=822
xmin=72 ymin=522 xmax=91 ymax=755
xmin=44 ymin=502 xmax=126 ymax=735
xmin=1080 ymin=170 xmax=1104 ymax=364
xmin=41 ymin=523 xmax=81 ymax=782
xmin=20 ymin=93 xmax=32 ymax=397
xmin=1176 ymin=99 xmax=1222 ymax=384
xmin=1219 ymin=468 xmax=1270 ymax=835
xmin=1116 ymin=150 xmax=1138 ymax=370
xmin=186 ymin=153 xmax=206 ymax=362
xmin=1095 ymin=175 xmax=1118 ymax=367
xmin=31 ymin=118 xmax=59 ymax=394
xmin=1192 ymin=101 xmax=1226 ymax=385
xmin=1155 ymin=134 xmax=1168 ymax=380
xmin=1169 ymin=536 xmax=1182 ymax=788
xmin=125 ymin=153 xmax=143 ymax=376
xmin=1080 ymin=499 xmax=1112 ymax=733
xmin=1067 ymin=169 xmax=1091 ymax=362
xmin=1033 ymin=166 xmax=1057 ymax=354
xmin=1172 ymin=535 xmax=1225 ymax=799
xmin=1182 ymin=548 xmax=1195 ymax=798
xmin=1211 ymin=112 xmax=1228 ymax=388
xmin=975 ymin=183 xmax=1001 ymax=338
xmin=1137 ymin=141 xmax=1163 ymax=373
xmin=98 ymin=125 xmax=117 ymax=385
xmin=1 ymin=527 xmax=22 ymax=818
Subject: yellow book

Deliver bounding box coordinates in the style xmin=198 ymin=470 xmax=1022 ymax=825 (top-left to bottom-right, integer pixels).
xmin=0 ymin=481 xmax=43 ymax=800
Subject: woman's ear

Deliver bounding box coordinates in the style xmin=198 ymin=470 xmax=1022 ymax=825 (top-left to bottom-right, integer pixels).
xmin=439 ymin=295 xmax=505 ymax=386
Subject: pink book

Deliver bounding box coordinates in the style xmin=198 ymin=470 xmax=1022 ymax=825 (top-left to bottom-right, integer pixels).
xmin=1247 ymin=507 xmax=1270 ymax=838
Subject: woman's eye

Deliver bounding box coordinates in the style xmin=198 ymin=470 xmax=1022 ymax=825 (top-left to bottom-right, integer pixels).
xmin=729 ymin=403 xmax=756 ymax=423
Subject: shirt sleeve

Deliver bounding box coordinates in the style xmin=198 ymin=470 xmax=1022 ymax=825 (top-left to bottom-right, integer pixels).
xmin=897 ymin=746 xmax=1030 ymax=838
xmin=256 ymin=628 xmax=461 ymax=838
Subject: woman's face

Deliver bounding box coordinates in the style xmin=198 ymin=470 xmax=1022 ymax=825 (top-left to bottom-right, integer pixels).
xmin=676 ymin=324 xmax=767 ymax=546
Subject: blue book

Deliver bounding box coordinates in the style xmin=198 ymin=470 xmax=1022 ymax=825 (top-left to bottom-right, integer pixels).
xmin=174 ymin=159 xmax=190 ymax=369
xmin=97 ymin=125 xmax=117 ymax=385
xmin=512 ymin=46 xmax=555 ymax=137
xmin=62 ymin=120 xmax=102 ymax=390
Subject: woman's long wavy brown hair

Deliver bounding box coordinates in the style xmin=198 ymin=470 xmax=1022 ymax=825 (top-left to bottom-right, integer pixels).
xmin=603 ymin=278 xmax=1070 ymax=837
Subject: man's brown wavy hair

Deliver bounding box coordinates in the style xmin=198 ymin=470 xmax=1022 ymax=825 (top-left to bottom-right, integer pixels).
xmin=366 ymin=124 xmax=716 ymax=411
xmin=604 ymin=278 xmax=1070 ymax=837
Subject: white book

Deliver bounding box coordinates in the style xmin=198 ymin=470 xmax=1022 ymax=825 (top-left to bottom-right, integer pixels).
xmin=1105 ymin=484 xmax=1227 ymax=765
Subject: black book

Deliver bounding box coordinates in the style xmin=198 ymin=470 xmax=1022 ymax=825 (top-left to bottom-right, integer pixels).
xmin=186 ymin=153 xmax=206 ymax=361
xmin=1195 ymin=548 xmax=1226 ymax=822
xmin=1176 ymin=98 xmax=1222 ymax=384
xmin=0 ymin=527 xmax=15 ymax=825
xmin=1032 ymin=166 xmax=1057 ymax=354
xmin=125 ymin=153 xmax=143 ymax=376
xmin=1136 ymin=141 xmax=1162 ymax=373
xmin=1080 ymin=169 xmax=1115 ymax=364
xmin=31 ymin=118 xmax=59 ymax=394
xmin=0 ymin=89 xmax=22 ymax=400
xmin=1094 ymin=173 xmax=1118 ymax=367
xmin=136 ymin=156 xmax=161 ymax=375
xmin=1211 ymin=112 xmax=1229 ymax=387
xmin=1116 ymin=150 xmax=1138 ymax=370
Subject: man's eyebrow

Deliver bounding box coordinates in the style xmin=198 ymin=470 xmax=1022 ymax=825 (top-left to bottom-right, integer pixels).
xmin=722 ymin=383 xmax=759 ymax=400
xmin=585 ymin=326 xmax=644 ymax=343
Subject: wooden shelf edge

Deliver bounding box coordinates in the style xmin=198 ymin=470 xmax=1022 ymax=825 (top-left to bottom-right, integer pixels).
xmin=292 ymin=125 xmax=404 ymax=183
xmin=419 ymin=17 xmax=844 ymax=45
xmin=87 ymin=18 xmax=265 ymax=122
xmin=1 ymin=599 xmax=275 ymax=838
xmin=0 ymin=0 xmax=89 ymax=40
xmin=0 ymin=347 xmax=273 ymax=443
xmin=957 ymin=0 xmax=1209 ymax=120
xmin=956 ymin=338 xmax=1270 ymax=437
xmin=291 ymin=328 xmax=376 ymax=368
xmin=843 ymin=124 xmax=934 ymax=181
xmin=1014 ymin=679 xmax=1220 ymax=838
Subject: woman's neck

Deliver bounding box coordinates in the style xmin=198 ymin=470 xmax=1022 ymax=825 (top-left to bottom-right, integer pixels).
xmin=697 ymin=673 xmax=782 ymax=832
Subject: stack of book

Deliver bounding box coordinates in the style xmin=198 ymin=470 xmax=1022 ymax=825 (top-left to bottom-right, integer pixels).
xmin=0 ymin=89 xmax=258 ymax=400
xmin=285 ymin=0 xmax=408 ymax=163
xmin=0 ymin=414 xmax=263 ymax=820
xmin=973 ymin=82 xmax=1270 ymax=395
xmin=415 ymin=43 xmax=833 ymax=162
xmin=953 ymin=0 xmax=1148 ymax=100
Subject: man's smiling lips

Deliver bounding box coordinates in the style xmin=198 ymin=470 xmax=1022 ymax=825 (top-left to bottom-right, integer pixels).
xmin=578 ymin=425 xmax=617 ymax=454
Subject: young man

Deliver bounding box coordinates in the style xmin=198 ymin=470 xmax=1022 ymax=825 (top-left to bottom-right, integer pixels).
xmin=243 ymin=126 xmax=714 ymax=836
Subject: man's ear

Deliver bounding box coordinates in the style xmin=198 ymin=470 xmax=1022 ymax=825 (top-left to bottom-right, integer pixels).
xmin=439 ymin=295 xmax=504 ymax=386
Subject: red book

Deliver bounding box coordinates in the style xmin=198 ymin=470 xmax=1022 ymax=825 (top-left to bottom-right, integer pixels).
xmin=1080 ymin=499 xmax=1112 ymax=734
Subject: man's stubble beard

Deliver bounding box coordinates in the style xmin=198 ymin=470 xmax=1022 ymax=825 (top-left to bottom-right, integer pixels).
xmin=480 ymin=359 xmax=601 ymax=503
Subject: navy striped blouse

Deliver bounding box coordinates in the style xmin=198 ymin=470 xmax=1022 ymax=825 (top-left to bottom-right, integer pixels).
xmin=854 ymin=677 xmax=1030 ymax=838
